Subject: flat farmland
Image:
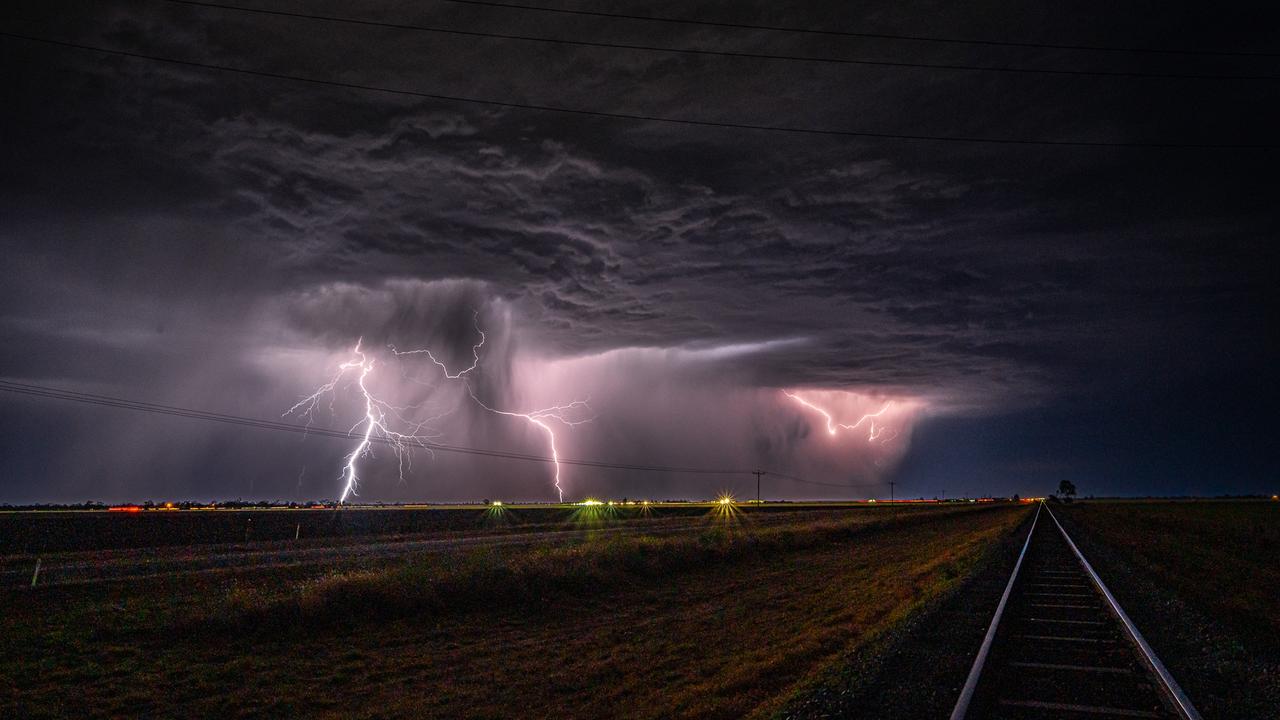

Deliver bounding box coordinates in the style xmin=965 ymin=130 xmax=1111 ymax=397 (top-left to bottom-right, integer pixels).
xmin=1 ymin=504 xmax=1028 ymax=719
xmin=0 ymin=503 xmax=964 ymax=587
xmin=0 ymin=502 xmax=875 ymax=554
xmin=1056 ymin=500 xmax=1280 ymax=718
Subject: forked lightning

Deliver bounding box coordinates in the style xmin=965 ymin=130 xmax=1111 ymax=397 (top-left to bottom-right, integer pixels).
xmin=783 ymin=390 xmax=893 ymax=442
xmin=285 ymin=339 xmax=441 ymax=503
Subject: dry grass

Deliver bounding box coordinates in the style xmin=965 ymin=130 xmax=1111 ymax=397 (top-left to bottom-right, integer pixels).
xmin=1060 ymin=500 xmax=1279 ymax=649
xmin=1056 ymin=500 xmax=1280 ymax=718
xmin=213 ymin=507 xmax=987 ymax=630
xmin=2 ymin=506 xmax=1026 ymax=719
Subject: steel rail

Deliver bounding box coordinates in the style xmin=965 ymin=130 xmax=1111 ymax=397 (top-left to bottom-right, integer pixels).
xmin=948 ymin=503 xmax=1041 ymax=719
xmin=1043 ymin=504 xmax=1203 ymax=720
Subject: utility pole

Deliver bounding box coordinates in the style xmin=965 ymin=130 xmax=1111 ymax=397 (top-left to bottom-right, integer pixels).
xmin=753 ymin=470 xmax=764 ymax=504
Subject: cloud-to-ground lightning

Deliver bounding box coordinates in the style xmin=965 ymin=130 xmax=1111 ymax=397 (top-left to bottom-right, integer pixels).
xmin=392 ymin=317 xmax=594 ymax=501
xmin=783 ymin=391 xmax=894 ymax=441
xmin=285 ymin=339 xmax=441 ymax=503
xmin=464 ymin=386 xmax=593 ymax=502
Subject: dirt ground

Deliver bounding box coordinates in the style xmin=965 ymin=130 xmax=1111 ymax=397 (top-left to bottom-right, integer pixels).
xmin=2 ymin=507 xmax=1025 ymax=719
xmin=1057 ymin=500 xmax=1279 ymax=719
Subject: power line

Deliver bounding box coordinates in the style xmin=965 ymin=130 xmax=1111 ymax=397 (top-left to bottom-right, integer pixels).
xmin=0 ymin=379 xmax=883 ymax=489
xmin=0 ymin=379 xmax=737 ymax=473
xmin=156 ymin=0 xmax=1280 ymax=82
xmin=3 ymin=31 xmax=1274 ymax=150
xmin=436 ymin=0 xmax=1280 ymax=59
xmin=763 ymin=470 xmax=885 ymax=490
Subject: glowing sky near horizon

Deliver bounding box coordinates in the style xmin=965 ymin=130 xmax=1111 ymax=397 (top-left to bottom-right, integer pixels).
xmin=3 ymin=0 xmax=1272 ymax=503
xmin=265 ymin=283 xmax=928 ymax=501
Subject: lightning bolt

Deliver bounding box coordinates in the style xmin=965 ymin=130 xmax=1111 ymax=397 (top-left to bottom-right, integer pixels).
xmin=784 ymin=391 xmax=894 ymax=441
xmin=393 ymin=318 xmax=593 ymax=501
xmin=464 ymin=386 xmax=593 ymax=502
xmin=286 ymin=339 xmax=442 ymax=503
xmin=389 ymin=311 xmax=486 ymax=379
xmin=783 ymin=391 xmax=839 ymax=435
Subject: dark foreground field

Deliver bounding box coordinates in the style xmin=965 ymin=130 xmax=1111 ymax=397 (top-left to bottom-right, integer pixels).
xmin=1056 ymin=500 xmax=1280 ymax=718
xmin=0 ymin=502 xmax=876 ymax=554
xmin=0 ymin=505 xmax=918 ymax=588
xmin=1 ymin=504 xmax=1026 ymax=719
xmin=774 ymin=499 xmax=1279 ymax=720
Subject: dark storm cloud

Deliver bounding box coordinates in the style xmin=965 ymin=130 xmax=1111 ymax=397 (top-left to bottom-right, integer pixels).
xmin=1 ymin=0 xmax=1276 ymax=501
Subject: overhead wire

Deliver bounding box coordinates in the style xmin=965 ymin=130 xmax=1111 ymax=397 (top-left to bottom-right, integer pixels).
xmin=764 ymin=470 xmax=885 ymax=490
xmin=2 ymin=31 xmax=1274 ymax=149
xmin=435 ymin=0 xmax=1280 ymax=59
xmin=0 ymin=379 xmax=884 ymax=489
xmin=156 ymin=0 xmax=1280 ymax=82
xmin=0 ymin=379 xmax=737 ymax=473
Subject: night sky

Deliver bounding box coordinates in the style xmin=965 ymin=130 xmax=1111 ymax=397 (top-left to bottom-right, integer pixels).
xmin=2 ymin=1 xmax=1276 ymax=503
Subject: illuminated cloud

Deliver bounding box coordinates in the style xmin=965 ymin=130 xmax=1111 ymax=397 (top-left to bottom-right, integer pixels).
xmin=0 ymin=2 xmax=1271 ymax=501
xmin=233 ymin=280 xmax=928 ymax=501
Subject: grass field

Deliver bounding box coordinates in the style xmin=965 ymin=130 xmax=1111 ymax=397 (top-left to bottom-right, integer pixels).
xmin=1057 ymin=500 xmax=1279 ymax=718
xmin=1 ymin=504 xmax=1027 ymax=719
xmin=1061 ymin=500 xmax=1278 ymax=647
xmin=0 ymin=501 xmax=937 ymax=554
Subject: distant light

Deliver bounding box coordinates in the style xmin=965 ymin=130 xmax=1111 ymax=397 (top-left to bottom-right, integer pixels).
xmin=578 ymin=499 xmax=604 ymax=506
xmin=607 ymin=500 xmax=616 ymax=506
xmin=641 ymin=500 xmax=651 ymax=505
xmin=867 ymin=499 xmax=876 ymax=503
xmin=491 ymin=500 xmax=502 ymax=506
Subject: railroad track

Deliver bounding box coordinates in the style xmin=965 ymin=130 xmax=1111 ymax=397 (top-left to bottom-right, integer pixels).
xmin=950 ymin=503 xmax=1201 ymax=720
